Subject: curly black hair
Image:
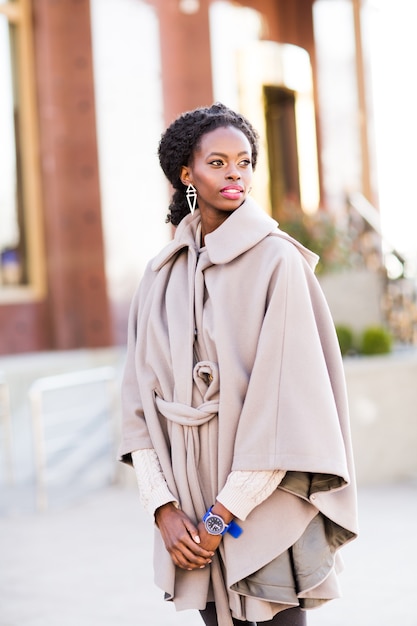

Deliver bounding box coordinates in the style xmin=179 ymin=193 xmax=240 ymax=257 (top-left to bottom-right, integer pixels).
xmin=158 ymin=102 xmax=259 ymax=225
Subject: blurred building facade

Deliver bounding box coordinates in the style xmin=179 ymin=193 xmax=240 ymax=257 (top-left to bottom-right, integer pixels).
xmin=0 ymin=0 xmax=384 ymax=355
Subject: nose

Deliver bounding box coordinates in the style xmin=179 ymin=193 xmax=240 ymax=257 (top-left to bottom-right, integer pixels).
xmin=226 ymin=165 xmax=240 ymax=180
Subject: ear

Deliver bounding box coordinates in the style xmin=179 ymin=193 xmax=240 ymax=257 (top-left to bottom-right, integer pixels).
xmin=180 ymin=165 xmax=192 ymax=186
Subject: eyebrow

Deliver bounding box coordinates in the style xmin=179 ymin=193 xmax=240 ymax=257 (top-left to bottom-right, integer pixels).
xmin=207 ymin=151 xmax=250 ymax=158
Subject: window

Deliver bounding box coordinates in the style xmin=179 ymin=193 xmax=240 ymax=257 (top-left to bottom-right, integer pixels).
xmin=0 ymin=0 xmax=45 ymax=302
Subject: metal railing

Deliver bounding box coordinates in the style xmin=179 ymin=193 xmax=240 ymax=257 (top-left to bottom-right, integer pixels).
xmin=348 ymin=192 xmax=417 ymax=344
xmin=29 ymin=366 xmax=119 ymax=512
xmin=348 ymin=192 xmax=407 ymax=269
xmin=0 ymin=373 xmax=15 ymax=486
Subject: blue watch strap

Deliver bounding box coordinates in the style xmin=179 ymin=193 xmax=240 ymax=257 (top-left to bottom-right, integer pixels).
xmin=227 ymin=519 xmax=243 ymax=538
xmin=203 ymin=507 xmax=243 ymax=538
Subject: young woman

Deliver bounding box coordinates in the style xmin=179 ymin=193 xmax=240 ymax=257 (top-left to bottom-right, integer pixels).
xmin=119 ymin=103 xmax=358 ymax=626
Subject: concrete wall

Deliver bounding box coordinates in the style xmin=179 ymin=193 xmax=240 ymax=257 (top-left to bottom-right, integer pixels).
xmin=345 ymin=349 xmax=417 ymax=486
xmin=319 ymin=269 xmax=384 ymax=334
xmin=1 ymin=347 xmax=416 ymax=506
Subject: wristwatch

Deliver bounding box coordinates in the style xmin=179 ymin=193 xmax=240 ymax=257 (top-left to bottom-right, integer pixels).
xmin=203 ymin=506 xmax=243 ymax=538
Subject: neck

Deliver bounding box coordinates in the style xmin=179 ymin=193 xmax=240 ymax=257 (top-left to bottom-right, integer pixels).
xmin=199 ymin=209 xmax=235 ymax=245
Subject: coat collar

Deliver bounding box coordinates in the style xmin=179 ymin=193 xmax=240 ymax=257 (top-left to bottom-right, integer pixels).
xmin=151 ymin=209 xmax=199 ymax=271
xmin=151 ymin=196 xmax=318 ymax=271
xmin=203 ymin=197 xmax=278 ymax=264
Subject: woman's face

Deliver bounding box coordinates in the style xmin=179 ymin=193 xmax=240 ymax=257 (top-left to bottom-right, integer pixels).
xmin=181 ymin=125 xmax=253 ymax=219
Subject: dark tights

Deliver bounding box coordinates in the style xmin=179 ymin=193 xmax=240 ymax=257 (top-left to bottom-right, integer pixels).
xmin=200 ymin=602 xmax=306 ymax=626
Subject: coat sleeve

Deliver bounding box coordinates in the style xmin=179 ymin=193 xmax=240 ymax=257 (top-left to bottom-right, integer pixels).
xmin=232 ymin=238 xmax=351 ymax=486
xmin=118 ymin=281 xmax=154 ymax=464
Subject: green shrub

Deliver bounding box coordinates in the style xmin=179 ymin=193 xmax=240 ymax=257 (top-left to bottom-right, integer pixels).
xmin=360 ymin=326 xmax=392 ymax=355
xmin=335 ymin=325 xmax=355 ymax=356
xmin=279 ymin=204 xmax=352 ymax=275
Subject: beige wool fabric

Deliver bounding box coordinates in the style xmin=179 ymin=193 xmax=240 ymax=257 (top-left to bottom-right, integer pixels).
xmin=119 ymin=198 xmax=358 ymax=625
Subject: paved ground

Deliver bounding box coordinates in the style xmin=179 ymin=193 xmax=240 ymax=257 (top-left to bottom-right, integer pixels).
xmin=1 ymin=480 xmax=416 ymax=626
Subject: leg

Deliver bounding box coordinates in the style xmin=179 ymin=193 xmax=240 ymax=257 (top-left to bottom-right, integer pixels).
xmin=261 ymin=606 xmax=306 ymax=626
xmin=199 ymin=603 xmax=218 ymax=626
xmin=200 ymin=602 xmax=256 ymax=626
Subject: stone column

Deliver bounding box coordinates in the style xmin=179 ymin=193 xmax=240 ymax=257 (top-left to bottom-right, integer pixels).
xmin=33 ymin=0 xmax=112 ymax=349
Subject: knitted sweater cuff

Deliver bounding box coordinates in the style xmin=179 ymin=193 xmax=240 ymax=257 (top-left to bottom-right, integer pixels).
xmin=131 ymin=449 xmax=178 ymax=516
xmin=217 ymin=469 xmax=286 ymax=520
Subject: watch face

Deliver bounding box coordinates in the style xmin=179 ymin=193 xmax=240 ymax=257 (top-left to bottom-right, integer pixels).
xmin=205 ymin=514 xmax=225 ymax=535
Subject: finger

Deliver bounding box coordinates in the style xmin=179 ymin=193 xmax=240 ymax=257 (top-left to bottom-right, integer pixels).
xmin=171 ymin=550 xmax=203 ymax=570
xmin=182 ymin=535 xmax=214 ymax=558
xmin=183 ymin=519 xmax=201 ymax=545
xmin=171 ymin=543 xmax=213 ymax=569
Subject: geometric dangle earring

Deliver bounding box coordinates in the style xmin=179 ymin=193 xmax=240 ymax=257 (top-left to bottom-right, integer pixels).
xmin=185 ymin=183 xmax=197 ymax=214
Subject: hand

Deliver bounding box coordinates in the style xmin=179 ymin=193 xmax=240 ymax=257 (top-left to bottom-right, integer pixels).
xmin=196 ymin=520 xmax=223 ymax=553
xmin=155 ymin=503 xmax=215 ymax=570
xmin=196 ymin=501 xmax=234 ymax=553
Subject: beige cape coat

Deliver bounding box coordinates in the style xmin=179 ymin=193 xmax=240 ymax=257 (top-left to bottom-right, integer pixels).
xmin=120 ymin=198 xmax=358 ymax=624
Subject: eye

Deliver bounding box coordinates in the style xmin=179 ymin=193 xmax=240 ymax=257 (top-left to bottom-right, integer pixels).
xmin=208 ymin=159 xmax=224 ymax=167
xmin=239 ymin=158 xmax=252 ymax=167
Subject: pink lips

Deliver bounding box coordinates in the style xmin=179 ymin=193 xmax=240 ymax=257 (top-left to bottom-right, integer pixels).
xmin=220 ymin=185 xmax=243 ymax=200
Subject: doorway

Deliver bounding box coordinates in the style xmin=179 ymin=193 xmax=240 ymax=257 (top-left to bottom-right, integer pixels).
xmin=264 ymin=85 xmax=300 ymax=222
